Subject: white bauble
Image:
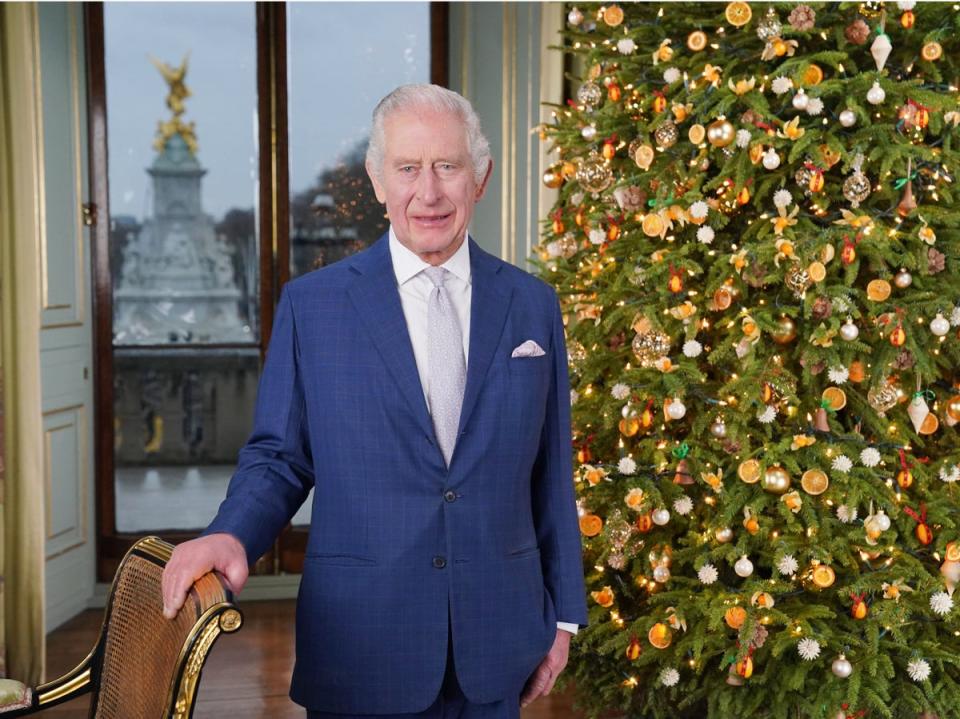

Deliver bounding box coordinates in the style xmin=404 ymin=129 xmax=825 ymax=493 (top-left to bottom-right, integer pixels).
xmin=832 ymin=655 xmax=853 ymax=678
xmin=792 ymin=90 xmax=809 ymax=111
xmin=875 ymin=510 xmax=891 ymax=531
xmin=667 ymin=399 xmax=687 ymax=420
xmin=581 ymin=125 xmax=598 ymax=140
xmin=840 ymin=318 xmax=860 ymax=342
xmin=867 ymin=81 xmax=886 ymax=105
xmin=653 ymin=564 xmax=672 ymax=583
xmin=931 ymin=312 xmax=951 ymax=337
xmin=734 ymin=555 xmax=754 ymax=578
xmin=762 ymin=149 xmax=781 ymax=170
xmin=715 ymin=526 xmax=734 ymax=543
xmin=652 ymin=508 xmax=671 ymax=526
xmin=567 ymin=7 xmax=584 ymax=26
xmin=839 ymin=109 xmax=857 ymax=128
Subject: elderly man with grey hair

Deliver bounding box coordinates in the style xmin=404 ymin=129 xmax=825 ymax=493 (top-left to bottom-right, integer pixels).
xmin=161 ymin=84 xmax=587 ymax=719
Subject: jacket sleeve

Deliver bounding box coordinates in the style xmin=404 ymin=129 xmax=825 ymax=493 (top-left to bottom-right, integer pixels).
xmin=531 ymin=292 xmax=589 ymax=628
xmin=203 ymin=286 xmax=315 ymax=563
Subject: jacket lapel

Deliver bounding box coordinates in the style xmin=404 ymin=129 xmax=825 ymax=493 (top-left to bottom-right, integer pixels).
xmin=346 ymin=235 xmax=435 ymax=442
xmin=457 ymin=239 xmax=512 ymax=439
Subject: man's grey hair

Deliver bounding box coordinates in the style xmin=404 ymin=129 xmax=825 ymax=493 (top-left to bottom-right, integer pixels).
xmin=366 ymin=84 xmax=491 ymax=184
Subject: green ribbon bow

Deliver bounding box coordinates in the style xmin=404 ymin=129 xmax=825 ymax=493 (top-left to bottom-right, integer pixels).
xmin=672 ymin=442 xmax=690 ymax=459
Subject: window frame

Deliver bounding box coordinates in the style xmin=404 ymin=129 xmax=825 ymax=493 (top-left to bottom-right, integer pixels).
xmin=86 ymin=1 xmax=449 ymax=580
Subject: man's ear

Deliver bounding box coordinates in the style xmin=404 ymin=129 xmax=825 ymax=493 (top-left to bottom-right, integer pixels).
xmin=474 ymin=159 xmax=494 ymax=202
xmin=366 ymin=161 xmax=387 ymax=204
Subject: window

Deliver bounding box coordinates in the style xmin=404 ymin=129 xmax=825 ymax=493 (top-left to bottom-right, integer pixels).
xmin=88 ymin=1 xmax=446 ymax=578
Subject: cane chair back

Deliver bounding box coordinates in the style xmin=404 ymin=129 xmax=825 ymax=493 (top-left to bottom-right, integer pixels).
xmin=2 ymin=536 xmax=242 ymax=718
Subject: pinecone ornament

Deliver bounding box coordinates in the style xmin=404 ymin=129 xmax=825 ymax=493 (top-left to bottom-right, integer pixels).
xmin=845 ymin=18 xmax=870 ymax=45
xmin=788 ymin=4 xmax=816 ymax=30
xmin=928 ymin=247 xmax=946 ymax=274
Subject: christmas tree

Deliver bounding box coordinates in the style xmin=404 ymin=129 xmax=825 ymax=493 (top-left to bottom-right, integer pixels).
xmin=536 ymin=3 xmax=960 ymax=717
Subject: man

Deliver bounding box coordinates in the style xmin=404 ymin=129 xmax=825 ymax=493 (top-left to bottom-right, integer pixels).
xmin=161 ymin=84 xmax=587 ymax=718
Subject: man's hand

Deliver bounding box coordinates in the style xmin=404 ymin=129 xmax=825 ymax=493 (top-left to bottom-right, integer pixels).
xmin=520 ymin=629 xmax=572 ymax=708
xmin=161 ymin=533 xmax=248 ymax=619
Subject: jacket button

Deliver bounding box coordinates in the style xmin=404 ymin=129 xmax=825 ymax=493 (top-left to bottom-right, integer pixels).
xmin=432 ymin=555 xmax=447 ymax=569
xmin=443 ymin=490 xmax=457 ymax=503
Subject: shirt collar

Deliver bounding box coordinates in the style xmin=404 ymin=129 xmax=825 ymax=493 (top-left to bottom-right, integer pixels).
xmin=388 ymin=226 xmax=471 ymax=286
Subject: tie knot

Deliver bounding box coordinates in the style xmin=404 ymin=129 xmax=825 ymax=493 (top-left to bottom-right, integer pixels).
xmin=423 ymin=266 xmax=448 ymax=289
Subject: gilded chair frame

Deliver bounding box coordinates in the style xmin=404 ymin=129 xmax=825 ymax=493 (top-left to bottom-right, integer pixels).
xmin=6 ymin=536 xmax=242 ymax=718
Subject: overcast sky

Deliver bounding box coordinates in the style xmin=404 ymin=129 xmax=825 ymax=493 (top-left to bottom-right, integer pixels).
xmin=104 ymin=1 xmax=429 ymax=221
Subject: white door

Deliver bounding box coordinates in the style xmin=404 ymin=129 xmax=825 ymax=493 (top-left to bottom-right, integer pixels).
xmin=35 ymin=2 xmax=97 ymax=632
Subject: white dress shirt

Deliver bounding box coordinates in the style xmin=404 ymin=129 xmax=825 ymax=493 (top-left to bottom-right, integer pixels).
xmin=388 ymin=228 xmax=579 ymax=637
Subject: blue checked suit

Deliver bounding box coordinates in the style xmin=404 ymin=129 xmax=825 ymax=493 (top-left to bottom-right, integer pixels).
xmin=204 ymin=234 xmax=588 ymax=714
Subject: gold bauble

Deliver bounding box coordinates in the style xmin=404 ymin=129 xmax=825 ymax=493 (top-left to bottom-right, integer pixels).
xmin=706 ymin=119 xmax=736 ymax=148
xmin=771 ymin=316 xmax=797 ymax=344
xmin=542 ymin=168 xmax=563 ymax=189
xmin=947 ymin=396 xmax=960 ymax=422
xmin=654 ymin=121 xmax=679 ymax=148
xmin=738 ymin=459 xmax=762 ymax=484
xmin=762 ymin=465 xmax=791 ymax=494
xmin=800 ymin=469 xmax=829 ymax=495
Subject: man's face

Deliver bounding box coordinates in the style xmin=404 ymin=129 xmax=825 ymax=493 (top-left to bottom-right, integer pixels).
xmin=367 ymin=107 xmax=492 ymax=266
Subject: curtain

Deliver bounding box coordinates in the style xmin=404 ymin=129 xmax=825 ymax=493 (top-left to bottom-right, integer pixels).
xmin=0 ymin=1 xmax=47 ymax=685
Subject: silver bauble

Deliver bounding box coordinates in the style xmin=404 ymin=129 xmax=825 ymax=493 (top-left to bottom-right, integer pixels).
xmin=715 ymin=526 xmax=734 ymax=543
xmin=792 ymin=90 xmax=809 ymax=111
xmin=710 ymin=419 xmax=727 ymax=438
xmin=654 ymin=121 xmax=679 ymax=148
xmin=839 ymin=109 xmax=857 ymax=127
xmin=567 ymin=6 xmax=584 ymax=26
xmin=843 ymin=171 xmax=871 ymax=207
xmin=653 ymin=565 xmax=672 ymax=583
xmin=894 ymin=269 xmax=913 ymax=288
xmin=756 ymin=8 xmax=783 ymax=40
xmin=840 ymin=318 xmax=860 ymax=342
xmin=762 ymin=149 xmax=781 ymax=170
xmin=632 ymin=329 xmax=672 ymax=367
xmin=576 ymin=81 xmax=603 ymax=110
xmin=652 ymin=508 xmax=671 ymax=526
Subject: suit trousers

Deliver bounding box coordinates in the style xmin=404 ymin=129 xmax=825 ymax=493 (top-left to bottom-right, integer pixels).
xmin=306 ymin=602 xmax=522 ymax=719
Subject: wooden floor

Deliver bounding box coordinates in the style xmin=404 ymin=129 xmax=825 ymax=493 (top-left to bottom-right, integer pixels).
xmin=45 ymin=599 xmax=584 ymax=718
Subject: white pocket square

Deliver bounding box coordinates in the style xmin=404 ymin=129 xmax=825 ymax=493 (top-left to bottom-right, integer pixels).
xmin=511 ymin=340 xmax=545 ymax=358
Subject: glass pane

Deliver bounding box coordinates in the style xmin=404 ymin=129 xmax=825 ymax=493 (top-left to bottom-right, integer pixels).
xmin=105 ymin=2 xmax=260 ymax=532
xmin=287 ymin=2 xmax=430 ymax=278
xmin=106 ymin=2 xmax=259 ymax=346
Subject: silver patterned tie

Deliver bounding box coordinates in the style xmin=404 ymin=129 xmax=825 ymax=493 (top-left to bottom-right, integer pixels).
xmin=424 ymin=266 xmax=466 ymax=466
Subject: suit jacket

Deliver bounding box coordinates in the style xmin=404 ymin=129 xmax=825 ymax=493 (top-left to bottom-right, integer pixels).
xmin=204 ymin=234 xmax=588 ymax=713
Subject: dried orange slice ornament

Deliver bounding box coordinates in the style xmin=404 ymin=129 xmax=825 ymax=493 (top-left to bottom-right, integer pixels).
xmin=822 ymin=387 xmax=847 ymax=410
xmin=725 ymin=1 xmax=752 ymax=27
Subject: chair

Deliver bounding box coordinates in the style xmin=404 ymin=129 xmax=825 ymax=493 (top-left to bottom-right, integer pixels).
xmin=0 ymin=536 xmax=242 ymax=718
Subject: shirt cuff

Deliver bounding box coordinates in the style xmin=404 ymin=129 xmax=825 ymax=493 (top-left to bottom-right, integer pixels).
xmin=556 ymin=621 xmax=580 ymax=635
